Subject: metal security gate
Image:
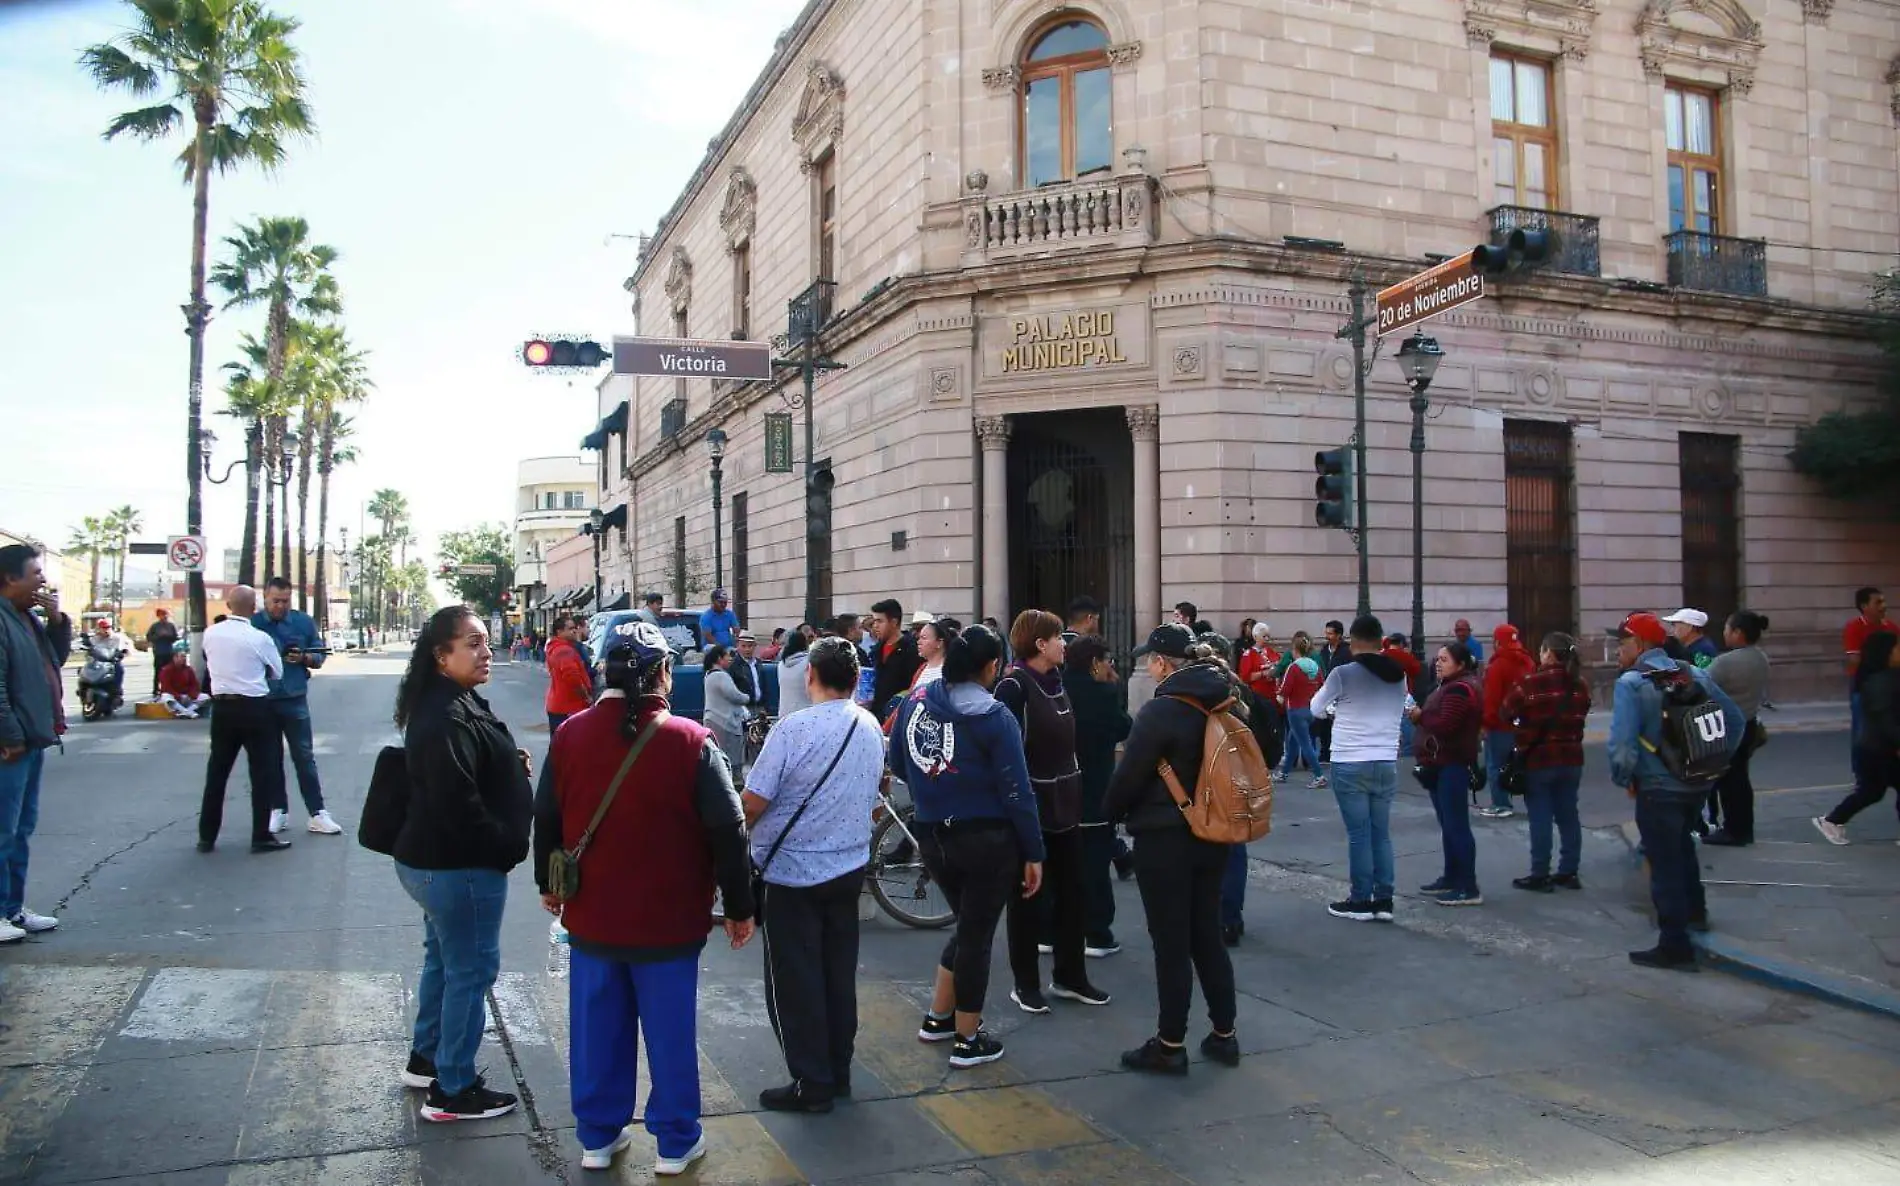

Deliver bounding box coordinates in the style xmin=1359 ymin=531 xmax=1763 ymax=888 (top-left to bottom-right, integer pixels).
xmin=1679 ymin=432 xmax=1741 ymax=625
xmin=1006 ymin=410 xmax=1135 ymax=663
xmin=1503 ymin=420 xmax=1576 ymax=646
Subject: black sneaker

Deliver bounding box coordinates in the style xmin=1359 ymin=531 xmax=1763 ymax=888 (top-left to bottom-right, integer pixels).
xmin=1084 ymin=937 xmax=1122 ymax=958
xmin=1629 ymin=945 xmax=1699 ymax=972
xmin=1418 ymin=880 xmax=1453 ymax=896
xmin=1121 ymin=1037 xmax=1189 ymax=1076
xmin=1702 ymin=829 xmax=1751 ymax=847
xmin=419 ymin=1075 xmax=519 ymax=1122
xmin=400 ymin=1050 xmax=437 ymax=1089
xmin=1327 ymin=898 xmax=1376 ymax=921
xmin=917 ymin=1012 xmax=957 ymax=1043
xmin=1049 ymin=981 xmax=1111 ymax=1006
xmin=1010 ymin=986 xmax=1050 ymax=1015
xmin=759 ymin=1081 xmax=834 ymax=1114
xmin=1513 ymin=874 xmax=1555 ymax=893
xmin=1370 ymin=898 xmax=1394 ymax=922
xmin=949 ymin=1030 xmax=1005 ymax=1068
xmin=1220 ymin=924 xmax=1241 ymax=948
xmin=1200 ymin=1032 xmax=1241 ymax=1067
xmin=1549 ymin=873 xmax=1583 ymax=890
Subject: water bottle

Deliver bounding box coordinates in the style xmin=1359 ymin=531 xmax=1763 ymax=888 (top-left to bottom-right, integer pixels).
xmin=546 ymin=918 xmax=570 ymax=980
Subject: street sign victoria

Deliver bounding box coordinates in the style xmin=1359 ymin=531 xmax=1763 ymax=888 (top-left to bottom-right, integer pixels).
xmin=1376 ymin=254 xmax=1484 ymax=337
xmin=612 ymin=336 xmax=773 ymax=381
xmin=166 ymin=535 xmax=206 ymax=572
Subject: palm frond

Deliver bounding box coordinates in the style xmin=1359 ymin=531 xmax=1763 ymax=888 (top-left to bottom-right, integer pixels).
xmin=78 ymin=44 xmax=160 ymax=95
xmin=102 ymin=102 xmax=183 ymax=142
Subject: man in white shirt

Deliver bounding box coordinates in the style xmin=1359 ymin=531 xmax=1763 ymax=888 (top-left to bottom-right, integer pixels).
xmin=196 ymin=587 xmax=293 ymax=854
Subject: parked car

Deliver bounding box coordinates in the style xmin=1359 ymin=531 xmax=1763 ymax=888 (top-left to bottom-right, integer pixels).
xmin=585 ymin=608 xmax=777 ymax=722
xmin=323 ymin=629 xmax=355 ymax=653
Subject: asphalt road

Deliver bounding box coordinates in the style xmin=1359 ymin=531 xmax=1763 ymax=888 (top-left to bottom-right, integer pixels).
xmin=2 ymin=653 xmax=1898 ymax=1185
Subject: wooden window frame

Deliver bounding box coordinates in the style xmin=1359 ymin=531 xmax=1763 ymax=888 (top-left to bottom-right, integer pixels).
xmin=1018 ymin=18 xmax=1112 ymax=187
xmin=814 ymin=152 xmax=837 ymax=282
xmin=1665 ymin=83 xmax=1722 ymax=235
xmin=1490 ymin=51 xmax=1558 ymax=210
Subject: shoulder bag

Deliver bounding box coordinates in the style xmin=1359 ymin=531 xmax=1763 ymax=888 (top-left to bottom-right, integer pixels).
xmin=751 ymin=720 xmax=859 ymax=907
xmin=545 ymin=716 xmax=665 ymax=902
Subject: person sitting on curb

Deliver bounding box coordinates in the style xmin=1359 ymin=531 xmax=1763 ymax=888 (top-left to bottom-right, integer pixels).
xmin=158 ymin=649 xmax=210 ymax=718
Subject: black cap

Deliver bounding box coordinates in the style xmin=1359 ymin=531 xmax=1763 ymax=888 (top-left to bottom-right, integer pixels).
xmin=1132 ymin=623 xmax=1195 ymax=660
xmin=643 ymin=591 xmax=663 ymax=605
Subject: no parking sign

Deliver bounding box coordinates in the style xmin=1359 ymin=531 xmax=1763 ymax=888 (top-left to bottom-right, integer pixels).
xmin=166 ymin=535 xmax=205 ymax=573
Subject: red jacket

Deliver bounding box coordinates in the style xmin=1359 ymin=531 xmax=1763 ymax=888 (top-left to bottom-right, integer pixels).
xmin=158 ymin=663 xmax=200 ymax=700
xmin=544 ymin=637 xmax=594 ymax=716
xmin=1483 ymin=641 xmax=1537 ymax=731
xmin=1279 ymin=659 xmax=1320 ymax=710
xmin=1382 ymin=644 xmax=1422 ymax=693
xmin=1238 ymin=646 xmax=1279 ymax=699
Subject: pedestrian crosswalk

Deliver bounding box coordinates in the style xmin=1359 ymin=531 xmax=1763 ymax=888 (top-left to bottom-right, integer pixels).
xmin=52 ymin=727 xmax=404 ymax=758
xmin=0 ymin=960 xmax=1193 ymax=1185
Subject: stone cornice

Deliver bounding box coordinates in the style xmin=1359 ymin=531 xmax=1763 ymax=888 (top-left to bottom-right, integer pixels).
xmin=1464 ymin=0 xmax=1599 ymax=60
xmin=1636 ymin=0 xmax=1764 ymax=94
xmin=717 ymin=167 xmax=757 ymax=246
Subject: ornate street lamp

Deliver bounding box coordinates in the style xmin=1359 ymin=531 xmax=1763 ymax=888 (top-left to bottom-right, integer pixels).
xmin=705 ymin=427 xmax=729 ymax=591
xmin=1396 ymin=333 xmax=1445 ymax=657
xmin=584 ymin=506 xmax=606 ymax=615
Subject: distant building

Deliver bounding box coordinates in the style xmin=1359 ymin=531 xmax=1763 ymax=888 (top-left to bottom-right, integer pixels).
xmin=513 ymin=456 xmax=598 ymax=620
xmin=0 ymin=527 xmax=94 ymax=614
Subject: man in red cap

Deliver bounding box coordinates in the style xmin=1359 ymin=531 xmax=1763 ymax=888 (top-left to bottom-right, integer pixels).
xmin=1480 ymin=625 xmax=1536 ymax=818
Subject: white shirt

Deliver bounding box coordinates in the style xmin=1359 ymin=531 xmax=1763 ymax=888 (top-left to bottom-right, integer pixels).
xmin=202 ymin=617 xmax=284 ymax=698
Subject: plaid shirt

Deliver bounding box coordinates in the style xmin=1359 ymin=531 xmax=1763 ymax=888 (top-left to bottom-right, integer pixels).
xmin=1498 ymin=664 xmax=1591 ymax=771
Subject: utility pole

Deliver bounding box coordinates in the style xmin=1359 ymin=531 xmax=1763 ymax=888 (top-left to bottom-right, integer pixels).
xmin=774 ymin=280 xmax=844 ymax=628
xmin=1333 ymin=274 xmax=1375 ymax=619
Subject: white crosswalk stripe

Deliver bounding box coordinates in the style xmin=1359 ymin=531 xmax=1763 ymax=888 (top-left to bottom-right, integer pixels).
xmin=53 ymin=730 xmax=397 ymax=757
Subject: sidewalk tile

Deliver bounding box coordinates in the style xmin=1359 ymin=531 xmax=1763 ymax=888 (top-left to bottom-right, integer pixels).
xmin=917 ymin=1085 xmax=1101 ymax=1158
xmin=759 ymin=1096 xmax=968 ymax=1180
xmin=1145 ymin=1111 xmax=1429 ymax=1185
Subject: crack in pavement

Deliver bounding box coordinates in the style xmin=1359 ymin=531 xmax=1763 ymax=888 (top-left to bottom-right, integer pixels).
xmin=53 ymin=815 xmax=188 ymax=914
xmin=486 ymin=984 xmax=571 ymax=1184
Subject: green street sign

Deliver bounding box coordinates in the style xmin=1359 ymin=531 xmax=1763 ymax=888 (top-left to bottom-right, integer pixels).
xmin=765 ymin=412 xmax=793 ymax=473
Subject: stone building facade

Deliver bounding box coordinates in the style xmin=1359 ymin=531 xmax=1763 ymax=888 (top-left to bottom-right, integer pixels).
xmin=596 ymin=0 xmax=1900 ymax=700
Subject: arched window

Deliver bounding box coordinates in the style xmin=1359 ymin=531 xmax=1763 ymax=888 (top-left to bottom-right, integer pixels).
xmin=1020 ymin=17 xmax=1111 ymax=188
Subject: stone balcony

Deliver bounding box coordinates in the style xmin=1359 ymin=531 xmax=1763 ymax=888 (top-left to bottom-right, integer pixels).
xmin=960 ymin=171 xmax=1158 ymax=265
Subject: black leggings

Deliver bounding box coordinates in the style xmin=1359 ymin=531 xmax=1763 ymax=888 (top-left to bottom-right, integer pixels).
xmin=919 ymin=822 xmax=1021 ymax=1016
xmin=1007 ymin=826 xmax=1086 ymax=992
xmin=1133 ymin=828 xmax=1236 ymax=1044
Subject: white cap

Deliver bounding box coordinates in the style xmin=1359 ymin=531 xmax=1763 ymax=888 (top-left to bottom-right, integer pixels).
xmin=1660 ymin=608 xmax=1709 ymax=628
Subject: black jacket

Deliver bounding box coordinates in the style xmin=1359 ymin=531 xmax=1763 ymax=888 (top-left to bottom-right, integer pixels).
xmin=870 ymin=633 xmax=924 ymax=717
xmin=1856 ymin=668 xmax=1900 ymax=757
xmin=394 ymin=673 xmax=534 ymax=872
xmin=1068 ymin=669 xmax=1132 ymax=824
xmin=1103 ymin=662 xmax=1242 ymax=835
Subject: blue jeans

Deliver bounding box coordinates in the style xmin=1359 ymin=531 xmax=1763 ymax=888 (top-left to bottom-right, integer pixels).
xmin=1425 ymin=764 xmax=1479 ymax=894
xmin=1522 ymin=765 xmax=1583 ymax=877
xmin=1634 ymin=793 xmax=1705 ymax=954
xmin=271 ymin=697 xmax=325 ymax=815
xmin=1279 ymin=708 xmax=1319 ymax=777
xmin=1330 ymin=761 xmax=1396 ymax=902
xmin=570 ymin=948 xmax=703 ymax=1158
xmin=395 ymin=864 xmax=507 ymax=1096
xmin=1220 ymin=843 xmax=1247 ymax=928
xmin=0 ymin=748 xmax=46 ymax=918
xmin=1483 ymin=730 xmax=1515 ymax=810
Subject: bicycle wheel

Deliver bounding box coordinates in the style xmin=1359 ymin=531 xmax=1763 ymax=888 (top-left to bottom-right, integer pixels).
xmin=867 ymin=813 xmax=954 ymax=929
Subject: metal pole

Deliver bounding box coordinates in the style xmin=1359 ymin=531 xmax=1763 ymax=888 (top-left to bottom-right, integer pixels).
xmin=801 ymin=332 xmax=818 ymax=628
xmin=711 ymin=460 xmax=725 ymax=590
xmin=1410 ymin=391 xmax=1428 ymax=657
xmin=1348 ymin=277 xmax=1372 ymax=619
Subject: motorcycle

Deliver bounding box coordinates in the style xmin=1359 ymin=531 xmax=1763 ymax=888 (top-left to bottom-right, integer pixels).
xmin=77 ymin=641 xmax=125 ymax=721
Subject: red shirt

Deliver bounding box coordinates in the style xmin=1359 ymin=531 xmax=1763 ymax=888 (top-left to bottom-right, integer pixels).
xmin=158 ymin=663 xmax=200 ymax=700
xmin=1482 ymin=642 xmax=1538 ymax=731
xmin=1279 ymin=660 xmax=1319 ymax=710
xmin=1238 ymin=646 xmax=1280 ymax=698
xmin=1844 ymin=614 xmax=1895 ymax=673
xmin=544 ymin=637 xmax=595 ymax=716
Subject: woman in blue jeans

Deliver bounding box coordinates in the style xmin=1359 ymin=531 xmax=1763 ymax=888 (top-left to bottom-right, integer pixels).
xmin=1409 ymin=644 xmax=1484 ymax=906
xmin=1498 ymin=633 xmax=1591 ymax=891
xmin=392 ymin=607 xmax=534 ymax=1124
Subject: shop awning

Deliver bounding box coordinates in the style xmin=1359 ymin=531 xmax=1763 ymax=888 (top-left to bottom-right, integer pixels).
xmin=601 ymin=503 xmax=628 ymax=531
xmin=571 ymin=587 xmax=595 ymax=610
xmin=602 ymin=591 xmax=631 ymax=612
xmin=579 ymin=401 xmax=628 ymax=451
xmin=580 ymin=427 xmax=606 ymax=450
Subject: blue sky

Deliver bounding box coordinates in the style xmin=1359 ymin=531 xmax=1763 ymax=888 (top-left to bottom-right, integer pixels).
xmin=0 ymin=0 xmax=804 ymax=581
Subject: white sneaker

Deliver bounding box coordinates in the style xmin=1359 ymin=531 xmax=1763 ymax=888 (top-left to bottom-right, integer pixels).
xmin=12 ymin=909 xmax=57 ymax=933
xmin=582 ymin=1125 xmax=637 ymax=1171
xmin=1812 ymin=816 xmax=1850 ymax=846
xmin=654 ymin=1135 xmax=707 ymax=1177
xmin=0 ymin=920 xmax=25 ymax=945
xmin=268 ymin=809 xmax=288 ymax=834
xmin=308 ymin=810 xmax=343 ymax=835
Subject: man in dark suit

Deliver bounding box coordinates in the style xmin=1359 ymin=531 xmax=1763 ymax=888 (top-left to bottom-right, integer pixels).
xmin=731 ymin=631 xmax=766 ymax=708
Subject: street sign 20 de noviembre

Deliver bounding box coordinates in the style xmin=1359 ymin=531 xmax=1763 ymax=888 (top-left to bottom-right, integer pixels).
xmin=1376 ymin=255 xmax=1484 ymax=338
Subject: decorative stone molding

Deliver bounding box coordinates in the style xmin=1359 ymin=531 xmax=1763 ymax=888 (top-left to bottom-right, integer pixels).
xmin=1888 ymin=56 xmax=1900 ymax=125
xmin=792 ymin=60 xmax=844 ymax=171
xmin=981 ymin=65 xmax=1020 ymax=91
xmin=717 ymin=167 xmax=757 ymax=247
xmin=1172 ymin=345 xmax=1203 ymax=377
xmin=929 ymin=367 xmax=960 ymax=402
xmin=1464 ymin=0 xmax=1598 ymax=59
xmin=975 ymin=414 xmax=1012 ymax=449
xmin=1636 ymin=0 xmax=1763 ymax=95
xmin=1107 ymin=40 xmax=1142 ymax=68
xmin=1801 ymin=0 xmax=1831 ymax=22
xmin=1124 ymin=404 xmax=1160 ymax=441
xmin=664 ymin=246 xmax=692 ymax=314
xmin=965 ymin=168 xmax=989 ymax=193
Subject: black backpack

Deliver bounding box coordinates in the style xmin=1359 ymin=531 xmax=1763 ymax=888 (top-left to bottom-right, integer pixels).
xmin=1643 ymin=666 xmax=1733 ymax=785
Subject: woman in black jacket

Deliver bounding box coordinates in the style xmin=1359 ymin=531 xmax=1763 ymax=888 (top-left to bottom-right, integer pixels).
xmin=1816 ymin=631 xmax=1900 ymax=844
xmin=392 ymin=606 xmax=534 ymax=1125
xmin=1102 ymin=624 xmax=1240 ymax=1075
xmin=1065 ymin=635 xmax=1132 ymax=957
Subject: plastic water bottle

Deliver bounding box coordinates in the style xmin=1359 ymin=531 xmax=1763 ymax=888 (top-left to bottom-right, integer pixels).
xmin=546 ymin=918 xmax=570 ymax=980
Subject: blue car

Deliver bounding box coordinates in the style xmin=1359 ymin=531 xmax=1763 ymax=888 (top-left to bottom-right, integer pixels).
xmin=585 ymin=609 xmax=778 ymax=723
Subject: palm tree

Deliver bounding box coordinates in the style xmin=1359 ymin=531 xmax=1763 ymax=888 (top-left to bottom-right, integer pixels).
xmin=103 ymin=505 xmax=144 ymax=620
xmin=290 ymin=322 xmax=357 ymax=610
xmin=227 ymin=335 xmax=294 ymax=582
xmin=83 ymin=0 xmax=313 ymax=646
xmin=367 ymin=490 xmax=409 ymax=631
xmin=64 ymin=517 xmax=110 ymax=612
xmin=220 ymin=363 xmax=271 ymax=584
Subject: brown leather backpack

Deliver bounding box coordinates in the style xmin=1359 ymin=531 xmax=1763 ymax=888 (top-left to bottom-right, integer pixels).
xmin=1156 ymin=694 xmax=1275 ymax=844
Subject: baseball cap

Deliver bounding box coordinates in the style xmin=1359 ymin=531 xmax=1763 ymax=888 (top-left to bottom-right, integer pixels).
xmin=605 ymin=620 xmax=672 ymax=671
xmin=1494 ymin=623 xmax=1520 ymax=644
xmin=711 ymin=588 xmax=729 ymax=601
xmin=1607 ymin=612 xmax=1668 ymax=647
xmin=1660 ymin=608 xmax=1709 ymax=629
xmin=1132 ymin=623 xmax=1195 ymax=660
xmin=642 ymin=591 xmax=663 ymax=605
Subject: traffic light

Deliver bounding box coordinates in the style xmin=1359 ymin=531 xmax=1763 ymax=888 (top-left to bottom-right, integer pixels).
xmin=522 ymin=338 xmax=609 ymax=369
xmin=1314 ymin=446 xmax=1356 ymax=530
xmin=806 ymin=464 xmax=835 ymax=541
xmin=1470 ymin=227 xmax=1556 ymax=276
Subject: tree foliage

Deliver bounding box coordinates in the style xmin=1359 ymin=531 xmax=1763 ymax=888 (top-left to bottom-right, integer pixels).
xmin=438 ymin=524 xmax=514 ymax=615
xmin=1790 ymin=271 xmax=1900 ymax=506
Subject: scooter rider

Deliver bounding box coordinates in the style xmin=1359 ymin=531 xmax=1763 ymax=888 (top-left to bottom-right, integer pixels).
xmin=81 ymin=618 xmax=131 ymax=711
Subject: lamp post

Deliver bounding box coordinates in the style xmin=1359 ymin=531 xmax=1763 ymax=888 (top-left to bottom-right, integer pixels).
xmin=1396 ymin=332 xmax=1445 ymax=657
xmin=585 ymin=508 xmax=605 ymax=615
xmin=705 ymin=427 xmax=728 ymax=591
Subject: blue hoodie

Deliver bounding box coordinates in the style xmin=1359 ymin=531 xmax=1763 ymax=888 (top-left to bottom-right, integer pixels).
xmin=1608 ymin=648 xmax=1744 ymax=797
xmin=889 ymin=678 xmax=1045 ymax=862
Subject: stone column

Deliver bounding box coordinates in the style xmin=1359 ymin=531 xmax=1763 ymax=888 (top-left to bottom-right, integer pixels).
xmin=976 ymin=415 xmax=1012 ymax=623
xmin=1127 ymin=404 xmax=1161 ymax=632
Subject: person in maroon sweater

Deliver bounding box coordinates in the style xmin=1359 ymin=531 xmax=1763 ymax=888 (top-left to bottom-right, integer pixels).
xmin=1480 ymin=624 xmax=1539 ymax=819
xmin=1497 ymin=633 xmax=1592 ymax=893
xmin=1408 ymin=643 xmax=1485 ymax=905
xmin=533 ymin=620 xmax=753 ymax=1176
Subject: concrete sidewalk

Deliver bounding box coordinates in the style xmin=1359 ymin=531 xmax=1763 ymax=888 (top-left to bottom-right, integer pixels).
xmin=1582 ymin=698 xmax=1846 ymax=742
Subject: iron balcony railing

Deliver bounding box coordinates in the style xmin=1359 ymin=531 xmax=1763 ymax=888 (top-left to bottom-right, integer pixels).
xmin=1487 ymin=206 xmax=1601 ymax=277
xmin=962 ymin=172 xmax=1158 ymax=262
xmin=659 ymin=397 xmax=687 ymax=441
xmin=786 ymin=279 xmax=836 ymax=348
xmin=1664 ymin=230 xmax=1768 ymax=298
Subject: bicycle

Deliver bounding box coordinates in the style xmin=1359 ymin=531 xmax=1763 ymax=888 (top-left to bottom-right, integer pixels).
xmin=864 ymin=783 xmax=953 ymax=929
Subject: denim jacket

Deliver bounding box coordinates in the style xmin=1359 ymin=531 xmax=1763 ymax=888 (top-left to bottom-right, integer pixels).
xmin=1608 ymin=649 xmax=1744 ymax=797
xmin=251 ymin=610 xmax=325 ymax=699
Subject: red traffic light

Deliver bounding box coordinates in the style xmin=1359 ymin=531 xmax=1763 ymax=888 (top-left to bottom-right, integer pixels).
xmin=523 ymin=339 xmax=554 ymax=366
xmin=522 ymin=337 xmax=608 ymax=369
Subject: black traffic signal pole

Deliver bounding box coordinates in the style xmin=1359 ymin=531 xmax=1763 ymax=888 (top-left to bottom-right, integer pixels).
xmin=1334 ymin=275 xmax=1376 ymax=620
xmin=772 ymin=280 xmax=845 ymax=628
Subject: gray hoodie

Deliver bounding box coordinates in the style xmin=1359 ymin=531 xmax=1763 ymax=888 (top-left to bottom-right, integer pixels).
xmin=0 ymin=603 xmax=73 ymax=751
xmin=1309 ymin=651 xmax=1409 ymax=764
